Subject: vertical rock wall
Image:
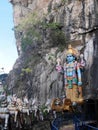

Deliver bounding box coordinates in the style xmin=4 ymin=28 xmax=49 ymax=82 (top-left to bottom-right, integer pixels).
xmin=8 ymin=0 xmax=98 ymax=103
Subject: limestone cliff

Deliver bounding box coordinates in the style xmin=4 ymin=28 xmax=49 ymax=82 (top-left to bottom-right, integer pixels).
xmin=7 ymin=0 xmax=98 ymax=103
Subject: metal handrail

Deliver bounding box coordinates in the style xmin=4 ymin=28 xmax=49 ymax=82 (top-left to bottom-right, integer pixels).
xmin=85 ymin=124 xmax=98 ymax=130
xmin=51 ymin=119 xmax=58 ymax=130
xmin=74 ymin=115 xmax=98 ymax=130
xmin=51 ymin=113 xmax=74 ymax=130
xmin=51 ymin=117 xmax=62 ymax=130
xmin=51 ymin=112 xmax=98 ymax=130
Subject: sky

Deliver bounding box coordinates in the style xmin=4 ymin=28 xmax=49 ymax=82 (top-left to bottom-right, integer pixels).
xmin=0 ymin=0 xmax=18 ymax=74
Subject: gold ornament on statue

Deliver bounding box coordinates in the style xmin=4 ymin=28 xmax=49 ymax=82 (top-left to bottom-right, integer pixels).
xmin=66 ymin=44 xmax=79 ymax=57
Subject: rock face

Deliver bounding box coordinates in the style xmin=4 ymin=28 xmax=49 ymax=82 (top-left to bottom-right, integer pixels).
xmin=7 ymin=0 xmax=98 ymax=103
xmin=10 ymin=0 xmax=51 ymax=54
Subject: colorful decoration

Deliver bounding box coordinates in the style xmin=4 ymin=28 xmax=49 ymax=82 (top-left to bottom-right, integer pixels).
xmin=56 ymin=45 xmax=85 ymax=103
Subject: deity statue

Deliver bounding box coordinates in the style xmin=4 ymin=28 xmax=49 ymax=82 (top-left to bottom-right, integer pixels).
xmin=56 ymin=45 xmax=85 ymax=103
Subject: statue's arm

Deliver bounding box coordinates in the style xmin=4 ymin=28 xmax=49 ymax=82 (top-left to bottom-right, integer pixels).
xmin=56 ymin=58 xmax=64 ymax=73
xmin=79 ymin=54 xmax=86 ymax=70
xmin=76 ymin=63 xmax=82 ymax=86
xmin=56 ymin=64 xmax=63 ymax=73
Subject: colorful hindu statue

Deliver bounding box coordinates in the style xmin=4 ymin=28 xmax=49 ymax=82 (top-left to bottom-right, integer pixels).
xmin=56 ymin=45 xmax=85 ymax=103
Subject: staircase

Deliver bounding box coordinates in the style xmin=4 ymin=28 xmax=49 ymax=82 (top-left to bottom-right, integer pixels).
xmin=51 ymin=112 xmax=74 ymax=130
xmin=51 ymin=112 xmax=98 ymax=130
xmin=51 ymin=99 xmax=98 ymax=130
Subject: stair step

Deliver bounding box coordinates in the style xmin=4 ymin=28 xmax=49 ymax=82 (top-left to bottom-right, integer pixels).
xmin=60 ymin=124 xmax=75 ymax=130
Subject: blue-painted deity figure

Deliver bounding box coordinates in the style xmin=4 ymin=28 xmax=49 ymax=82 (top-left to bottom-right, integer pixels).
xmin=56 ymin=45 xmax=85 ymax=103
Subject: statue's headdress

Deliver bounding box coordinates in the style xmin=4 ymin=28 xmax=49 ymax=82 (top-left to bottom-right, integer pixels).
xmin=66 ymin=44 xmax=79 ymax=57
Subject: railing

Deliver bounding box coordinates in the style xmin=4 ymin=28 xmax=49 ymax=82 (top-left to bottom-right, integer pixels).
xmin=51 ymin=119 xmax=58 ymax=130
xmin=51 ymin=116 xmax=62 ymax=130
xmin=74 ymin=115 xmax=98 ymax=130
xmin=51 ymin=112 xmax=98 ymax=130
xmin=51 ymin=112 xmax=73 ymax=130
